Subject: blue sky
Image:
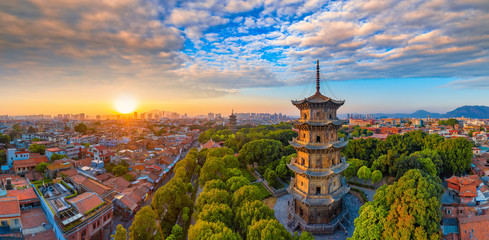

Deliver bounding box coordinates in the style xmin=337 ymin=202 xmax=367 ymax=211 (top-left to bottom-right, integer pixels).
xmin=0 ymin=0 xmax=488 ymax=116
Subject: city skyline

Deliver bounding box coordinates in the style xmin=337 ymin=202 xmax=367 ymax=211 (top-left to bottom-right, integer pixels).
xmin=1 ymin=0 xmax=488 ymax=116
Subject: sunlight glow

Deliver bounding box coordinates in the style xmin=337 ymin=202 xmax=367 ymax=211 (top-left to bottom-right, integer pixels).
xmin=114 ymin=95 xmax=137 ymax=114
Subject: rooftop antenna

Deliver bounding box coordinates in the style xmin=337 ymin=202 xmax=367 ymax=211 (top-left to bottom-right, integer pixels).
xmin=316 ymin=60 xmax=320 ymax=93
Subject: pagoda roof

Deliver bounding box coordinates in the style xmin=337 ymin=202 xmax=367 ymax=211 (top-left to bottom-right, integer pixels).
xmin=287 ymin=161 xmax=349 ymax=177
xmin=293 ymin=120 xmax=345 ymax=127
xmin=289 ymin=140 xmax=348 ymax=150
xmin=291 ymin=92 xmax=345 ymax=106
xmin=288 ymin=185 xmax=350 ymax=206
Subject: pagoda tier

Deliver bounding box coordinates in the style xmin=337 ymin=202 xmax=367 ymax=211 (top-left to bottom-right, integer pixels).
xmin=287 ymin=157 xmax=348 ymax=177
xmin=289 ymin=139 xmax=347 ymax=151
xmin=287 ymin=176 xmax=349 ymax=206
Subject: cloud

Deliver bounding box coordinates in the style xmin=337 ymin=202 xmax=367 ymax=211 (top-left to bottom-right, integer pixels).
xmin=443 ymin=77 xmax=489 ymax=89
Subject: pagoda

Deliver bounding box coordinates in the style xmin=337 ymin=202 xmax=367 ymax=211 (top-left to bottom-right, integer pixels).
xmin=287 ymin=60 xmax=350 ymax=234
xmin=229 ymin=110 xmax=237 ymax=133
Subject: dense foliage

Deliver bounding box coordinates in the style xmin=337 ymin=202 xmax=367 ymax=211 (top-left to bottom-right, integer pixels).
xmin=351 ymin=169 xmax=443 ymax=240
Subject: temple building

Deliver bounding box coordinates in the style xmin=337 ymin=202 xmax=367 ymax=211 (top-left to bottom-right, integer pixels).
xmin=287 ymin=60 xmax=350 ymax=234
xmin=229 ymin=110 xmax=237 ymax=133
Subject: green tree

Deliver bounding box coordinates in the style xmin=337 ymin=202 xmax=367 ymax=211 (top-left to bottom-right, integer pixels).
xmin=29 ymin=143 xmax=46 ymax=154
xmin=371 ymin=170 xmax=382 ymax=184
xmin=0 ymin=150 xmax=5 ymax=165
xmin=188 ymin=220 xmax=241 ymax=240
xmin=248 ymin=219 xmax=291 ymax=240
xmin=232 ymin=185 xmax=262 ymax=209
xmin=235 ymin=200 xmax=275 ymax=236
xmin=197 ymin=203 xmax=233 ymax=228
xmin=294 ymin=231 xmax=315 ymax=240
xmin=437 ymin=138 xmax=472 ymax=176
xmin=74 ymin=123 xmax=88 ymax=134
xmin=195 ymin=188 xmax=231 ymax=212
xmin=112 ymin=224 xmax=127 ymax=240
xmin=128 ymin=206 xmax=162 ymax=240
xmin=50 ymin=153 xmax=67 ymax=161
xmin=31 ymin=137 xmax=41 ymax=142
xmin=226 ymin=176 xmax=250 ymax=192
xmin=203 ymin=179 xmax=227 ymax=192
xmin=238 ymin=139 xmax=283 ymax=167
xmin=0 ymin=134 xmax=10 ymax=144
xmin=113 ymin=165 xmax=129 ymax=177
xmin=27 ymin=126 xmax=36 ymax=133
xmin=165 ymin=224 xmax=183 ymax=240
xmin=357 ymin=166 xmax=371 ymax=182
xmin=351 ymin=169 xmax=443 ymax=240
xmin=264 ymin=169 xmax=280 ymax=189
xmin=344 ymin=158 xmax=367 ymax=179
xmin=207 ymin=147 xmax=234 ymax=159
xmin=123 ymin=173 xmax=133 ymax=181
xmin=199 ymin=157 xmax=229 ymax=186
xmin=35 ymin=162 xmax=50 ymax=173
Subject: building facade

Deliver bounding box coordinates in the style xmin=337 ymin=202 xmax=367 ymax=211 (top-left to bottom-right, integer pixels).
xmin=287 ymin=61 xmax=350 ymax=234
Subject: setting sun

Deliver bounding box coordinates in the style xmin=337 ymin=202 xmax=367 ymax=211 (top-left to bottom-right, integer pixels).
xmin=114 ymin=95 xmax=137 ymax=114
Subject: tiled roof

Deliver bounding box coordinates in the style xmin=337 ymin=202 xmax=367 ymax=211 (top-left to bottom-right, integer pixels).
xmin=104 ymin=177 xmax=131 ymax=192
xmin=201 ymin=139 xmax=221 ymax=149
xmin=69 ymin=174 xmax=87 ymax=185
xmin=67 ymin=192 xmax=104 ymax=215
xmin=59 ymin=168 xmax=78 ymax=177
xmin=77 ymin=157 xmax=93 ymax=167
xmin=458 ymin=214 xmax=489 ymax=239
xmin=30 ymin=155 xmax=49 ymax=165
xmin=13 ymin=159 xmax=36 ymax=169
xmin=0 ymin=196 xmax=20 ymax=217
xmin=24 ymin=229 xmax=56 ymax=240
xmin=96 ymin=173 xmax=113 ymax=182
xmin=20 ymin=208 xmax=48 ymax=229
xmin=119 ymin=194 xmax=138 ymax=211
xmin=46 ymin=162 xmax=73 ymax=171
xmin=46 ymin=147 xmax=63 ymax=152
xmin=7 ymin=188 xmax=38 ymax=202
xmin=81 ymin=178 xmax=112 ymax=196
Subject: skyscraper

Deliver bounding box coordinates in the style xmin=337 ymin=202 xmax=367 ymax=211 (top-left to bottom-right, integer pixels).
xmin=287 ymin=61 xmax=350 ymax=234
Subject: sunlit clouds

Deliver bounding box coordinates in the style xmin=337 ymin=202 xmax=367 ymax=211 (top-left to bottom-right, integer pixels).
xmin=0 ymin=0 xmax=488 ymax=115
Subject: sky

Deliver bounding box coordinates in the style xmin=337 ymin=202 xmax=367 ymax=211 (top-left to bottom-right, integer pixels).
xmin=1 ymin=0 xmax=488 ymax=117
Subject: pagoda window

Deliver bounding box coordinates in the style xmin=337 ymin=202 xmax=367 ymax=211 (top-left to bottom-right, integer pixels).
xmin=316 ymin=135 xmax=320 ymax=143
xmin=316 ymin=186 xmax=321 ymax=195
xmin=301 ymin=158 xmax=305 ymax=165
xmin=303 ymin=113 xmax=308 ymax=120
xmin=316 ymin=112 xmax=320 ymax=120
xmin=329 ymin=114 xmax=332 ymax=119
xmin=316 ymin=159 xmax=321 ymax=168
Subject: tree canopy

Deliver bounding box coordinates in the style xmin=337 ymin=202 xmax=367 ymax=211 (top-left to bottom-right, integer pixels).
xmin=128 ymin=206 xmax=162 ymax=240
xmin=238 ymin=139 xmax=283 ymax=167
xmin=113 ymin=224 xmax=127 ymax=240
xmin=29 ymin=143 xmax=46 ymax=154
xmin=74 ymin=123 xmax=88 ymax=134
xmin=188 ymin=220 xmax=242 ymax=240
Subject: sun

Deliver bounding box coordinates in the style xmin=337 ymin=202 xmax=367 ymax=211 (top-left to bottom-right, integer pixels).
xmin=114 ymin=95 xmax=137 ymax=114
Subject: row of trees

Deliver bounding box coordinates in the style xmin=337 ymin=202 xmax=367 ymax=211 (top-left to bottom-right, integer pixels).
xmin=343 ymin=130 xmax=473 ymax=180
xmin=113 ymin=148 xmax=200 ymax=240
xmin=189 ymin=147 xmax=313 ymax=240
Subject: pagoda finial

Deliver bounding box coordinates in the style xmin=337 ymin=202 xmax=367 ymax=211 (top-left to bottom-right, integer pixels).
xmin=316 ymin=60 xmax=320 ymax=93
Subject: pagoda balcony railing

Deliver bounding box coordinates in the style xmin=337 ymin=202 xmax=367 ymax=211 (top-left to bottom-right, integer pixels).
xmin=288 ymin=183 xmax=339 ymax=198
xmin=292 ymin=138 xmax=342 ymax=147
xmin=296 ymin=118 xmax=340 ymax=123
xmin=290 ymin=157 xmax=347 ymax=170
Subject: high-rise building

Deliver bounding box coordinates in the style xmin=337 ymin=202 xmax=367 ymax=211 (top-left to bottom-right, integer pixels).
xmin=287 ymin=61 xmax=349 ymax=234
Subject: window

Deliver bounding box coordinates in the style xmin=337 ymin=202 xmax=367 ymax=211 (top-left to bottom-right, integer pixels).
xmin=316 ymin=135 xmax=320 ymax=143
xmin=459 ymin=209 xmax=463 ymax=214
xmin=329 ymin=114 xmax=332 ymax=119
xmin=81 ymin=229 xmax=86 ymax=237
xmin=301 ymin=158 xmax=305 ymax=165
xmin=301 ymin=181 xmax=303 ymax=186
xmin=316 ymin=112 xmax=320 ymax=119
xmin=316 ymin=186 xmax=321 ymax=195
xmin=303 ymin=113 xmax=307 ymax=120
xmin=300 ymin=208 xmax=304 ymax=217
xmin=316 ymin=159 xmax=321 ymax=168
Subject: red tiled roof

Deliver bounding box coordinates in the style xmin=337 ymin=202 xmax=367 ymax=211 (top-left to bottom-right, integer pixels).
xmin=458 ymin=214 xmax=489 ymax=239
xmin=24 ymin=229 xmax=56 ymax=240
xmin=201 ymin=139 xmax=221 ymax=149
xmin=59 ymin=168 xmax=78 ymax=177
xmin=69 ymin=174 xmax=87 ymax=185
xmin=46 ymin=147 xmax=63 ymax=152
xmin=46 ymin=162 xmax=73 ymax=171
xmin=20 ymin=208 xmax=48 ymax=229
xmin=77 ymin=157 xmax=93 ymax=167
xmin=459 ymin=185 xmax=478 ymax=197
xmin=0 ymin=196 xmax=20 ymax=217
xmin=7 ymin=188 xmax=38 ymax=202
xmin=81 ymin=178 xmax=112 ymax=196
xmin=68 ymin=192 xmax=104 ymax=215
xmin=104 ymin=177 xmax=131 ymax=192
xmin=119 ymin=194 xmax=138 ymax=211
xmin=13 ymin=159 xmax=36 ymax=169
xmin=30 ymin=155 xmax=49 ymax=165
xmin=96 ymin=173 xmax=114 ymax=182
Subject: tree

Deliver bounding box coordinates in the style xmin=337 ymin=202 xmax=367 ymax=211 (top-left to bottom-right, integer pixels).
xmin=74 ymin=123 xmax=88 ymax=134
xmin=197 ymin=203 xmax=233 ymax=228
xmin=199 ymin=157 xmax=229 ymax=186
xmin=344 ymin=158 xmax=367 ymax=179
xmin=207 ymin=147 xmax=234 ymax=159
xmin=437 ymin=138 xmax=472 ymax=176
xmin=351 ymin=169 xmax=443 ymax=240
xmin=235 ymin=200 xmax=275 ymax=236
xmin=294 ymin=231 xmax=315 ymax=240
xmin=35 ymin=162 xmax=50 ymax=173
xmin=188 ymin=220 xmax=241 ymax=240
xmin=248 ymin=219 xmax=292 ymax=240
xmin=232 ymin=185 xmax=262 ymax=209
xmin=113 ymin=165 xmax=129 ymax=177
xmin=31 ymin=137 xmax=41 ymax=142
xmin=29 ymin=143 xmax=46 ymax=154
xmin=128 ymin=206 xmax=162 ymax=240
xmin=123 ymin=173 xmax=133 ymax=181
xmin=0 ymin=134 xmax=10 ymax=144
xmin=112 ymin=224 xmax=127 ymax=240
xmin=195 ymin=188 xmax=230 ymax=212
xmin=264 ymin=169 xmax=280 ymax=189
xmin=0 ymin=150 xmax=5 ymax=165
xmin=203 ymin=179 xmax=227 ymax=192
xmin=238 ymin=139 xmax=283 ymax=167
xmin=165 ymin=224 xmax=183 ymax=240
xmin=226 ymin=176 xmax=249 ymax=192
xmin=27 ymin=126 xmax=36 ymax=133
xmin=357 ymin=166 xmax=371 ymax=182
xmin=50 ymin=153 xmax=67 ymax=161
xmin=371 ymin=170 xmax=382 ymax=184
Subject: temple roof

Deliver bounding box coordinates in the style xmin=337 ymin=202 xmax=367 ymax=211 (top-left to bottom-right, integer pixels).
xmin=287 ymin=161 xmax=349 ymax=177
xmin=291 ymin=92 xmax=345 ymax=106
xmin=289 ymin=140 xmax=348 ymax=150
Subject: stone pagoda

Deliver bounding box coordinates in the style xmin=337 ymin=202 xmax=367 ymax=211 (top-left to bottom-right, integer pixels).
xmin=287 ymin=60 xmax=350 ymax=234
xmin=229 ymin=109 xmax=237 ymax=133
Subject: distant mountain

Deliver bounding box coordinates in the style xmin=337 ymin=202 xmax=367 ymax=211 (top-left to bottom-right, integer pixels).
xmin=350 ymin=105 xmax=489 ymax=119
xmin=445 ymin=105 xmax=489 ymax=119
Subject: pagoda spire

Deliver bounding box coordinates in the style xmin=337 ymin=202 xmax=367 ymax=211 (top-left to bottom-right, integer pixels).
xmin=316 ymin=60 xmax=320 ymax=93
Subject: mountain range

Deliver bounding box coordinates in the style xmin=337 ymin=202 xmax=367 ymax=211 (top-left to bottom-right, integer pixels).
xmin=348 ymin=105 xmax=489 ymax=119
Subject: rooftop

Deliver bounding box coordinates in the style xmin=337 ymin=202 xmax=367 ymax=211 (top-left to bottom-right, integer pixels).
xmin=0 ymin=196 xmax=20 ymax=217
xmin=67 ymin=192 xmax=104 ymax=215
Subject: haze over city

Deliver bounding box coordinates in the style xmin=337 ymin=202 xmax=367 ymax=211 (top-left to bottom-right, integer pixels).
xmin=1 ymin=0 xmax=488 ymax=116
